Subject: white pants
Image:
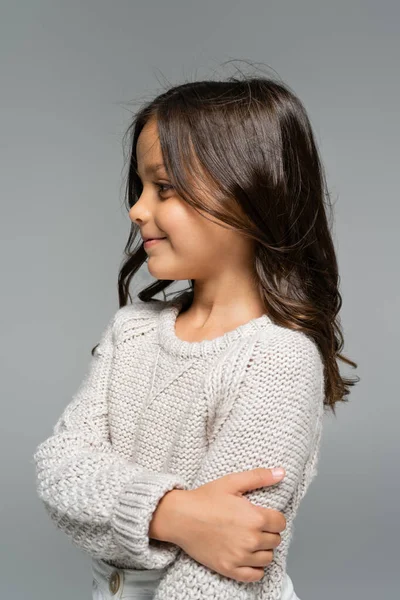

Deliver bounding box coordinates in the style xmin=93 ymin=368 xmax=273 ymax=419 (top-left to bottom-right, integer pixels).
xmin=91 ymin=557 xmax=301 ymax=599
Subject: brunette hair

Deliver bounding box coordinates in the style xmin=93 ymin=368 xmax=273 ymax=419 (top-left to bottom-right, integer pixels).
xmin=94 ymin=65 xmax=359 ymax=415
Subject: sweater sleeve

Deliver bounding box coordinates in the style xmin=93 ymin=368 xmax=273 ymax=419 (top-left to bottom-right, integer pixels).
xmin=152 ymin=331 xmax=325 ymax=600
xmin=33 ymin=309 xmax=189 ymax=569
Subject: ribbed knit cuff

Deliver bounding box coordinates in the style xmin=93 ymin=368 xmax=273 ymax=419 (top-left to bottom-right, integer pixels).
xmin=111 ymin=471 xmax=189 ymax=569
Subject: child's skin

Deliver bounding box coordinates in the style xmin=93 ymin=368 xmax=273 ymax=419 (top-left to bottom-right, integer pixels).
xmin=150 ymin=468 xmax=287 ymax=583
xmin=130 ymin=118 xmax=287 ymax=582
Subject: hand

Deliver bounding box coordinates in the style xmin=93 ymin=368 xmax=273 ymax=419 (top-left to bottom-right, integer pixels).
xmin=169 ymin=467 xmax=286 ymax=583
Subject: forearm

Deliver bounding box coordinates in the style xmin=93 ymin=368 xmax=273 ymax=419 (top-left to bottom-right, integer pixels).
xmin=149 ymin=489 xmax=190 ymax=546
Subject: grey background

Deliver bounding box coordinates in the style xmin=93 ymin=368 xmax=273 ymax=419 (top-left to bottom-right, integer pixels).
xmin=1 ymin=1 xmax=398 ymax=599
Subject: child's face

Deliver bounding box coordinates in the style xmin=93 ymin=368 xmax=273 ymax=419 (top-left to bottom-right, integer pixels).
xmin=130 ymin=118 xmax=255 ymax=283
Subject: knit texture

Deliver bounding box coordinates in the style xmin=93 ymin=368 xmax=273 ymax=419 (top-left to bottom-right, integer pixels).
xmin=33 ymin=296 xmax=325 ymax=599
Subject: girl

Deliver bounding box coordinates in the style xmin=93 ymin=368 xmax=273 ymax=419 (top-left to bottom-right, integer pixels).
xmin=33 ymin=73 xmax=358 ymax=599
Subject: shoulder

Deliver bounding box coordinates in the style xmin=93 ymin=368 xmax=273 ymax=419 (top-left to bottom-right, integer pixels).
xmin=258 ymin=324 xmax=323 ymax=370
xmin=218 ymin=324 xmax=324 ymax=407
xmin=206 ymin=325 xmax=325 ymax=443
xmin=245 ymin=325 xmax=325 ymax=411
xmin=209 ymin=323 xmax=324 ymax=401
xmin=109 ymin=299 xmax=167 ymax=343
xmin=220 ymin=321 xmax=323 ymax=376
xmin=251 ymin=325 xmax=324 ymax=383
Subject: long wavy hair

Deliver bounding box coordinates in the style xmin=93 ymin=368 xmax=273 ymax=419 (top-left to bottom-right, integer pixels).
xmin=93 ymin=70 xmax=359 ymax=416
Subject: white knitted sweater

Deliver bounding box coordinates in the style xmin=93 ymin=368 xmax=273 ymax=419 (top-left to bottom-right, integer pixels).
xmin=33 ymin=296 xmax=325 ymax=600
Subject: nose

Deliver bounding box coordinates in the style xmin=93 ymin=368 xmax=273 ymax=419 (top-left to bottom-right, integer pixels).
xmin=128 ymin=205 xmax=137 ymax=223
xmin=128 ymin=195 xmax=151 ymax=225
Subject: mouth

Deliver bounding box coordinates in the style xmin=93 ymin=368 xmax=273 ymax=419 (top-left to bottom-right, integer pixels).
xmin=144 ymin=237 xmax=167 ymax=248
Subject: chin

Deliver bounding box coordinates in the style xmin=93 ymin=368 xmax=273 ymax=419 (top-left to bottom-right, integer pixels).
xmin=147 ymin=260 xmax=190 ymax=282
xmin=147 ymin=261 xmax=171 ymax=280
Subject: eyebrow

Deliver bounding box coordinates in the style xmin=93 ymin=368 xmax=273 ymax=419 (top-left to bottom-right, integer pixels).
xmin=136 ymin=163 xmax=166 ymax=177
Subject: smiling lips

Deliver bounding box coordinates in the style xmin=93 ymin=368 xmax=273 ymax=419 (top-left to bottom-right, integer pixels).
xmin=144 ymin=237 xmax=166 ymax=248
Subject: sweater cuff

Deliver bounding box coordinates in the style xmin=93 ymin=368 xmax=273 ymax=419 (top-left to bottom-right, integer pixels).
xmin=111 ymin=471 xmax=189 ymax=569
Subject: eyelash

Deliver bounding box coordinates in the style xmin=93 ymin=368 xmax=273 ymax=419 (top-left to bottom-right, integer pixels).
xmin=129 ymin=181 xmax=173 ymax=209
xmin=155 ymin=183 xmax=173 ymax=196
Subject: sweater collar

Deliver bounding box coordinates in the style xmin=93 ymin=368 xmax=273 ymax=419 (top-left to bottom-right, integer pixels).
xmin=157 ymin=297 xmax=273 ymax=359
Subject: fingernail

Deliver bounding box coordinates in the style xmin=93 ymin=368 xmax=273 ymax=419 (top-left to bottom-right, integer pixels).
xmin=272 ymin=468 xmax=285 ymax=479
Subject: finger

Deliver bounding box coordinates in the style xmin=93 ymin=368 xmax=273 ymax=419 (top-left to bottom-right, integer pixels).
xmin=259 ymin=507 xmax=287 ymax=534
xmin=251 ymin=531 xmax=281 ymax=551
xmin=232 ymin=566 xmax=266 ymax=583
xmin=242 ymin=549 xmax=275 ymax=569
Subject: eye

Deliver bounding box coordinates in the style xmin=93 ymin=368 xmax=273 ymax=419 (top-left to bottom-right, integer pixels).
xmin=156 ymin=183 xmax=173 ymax=196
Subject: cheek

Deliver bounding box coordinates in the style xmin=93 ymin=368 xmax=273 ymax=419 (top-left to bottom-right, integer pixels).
xmin=161 ymin=202 xmax=229 ymax=258
xmin=170 ymin=228 xmax=209 ymax=256
xmin=162 ymin=206 xmax=204 ymax=247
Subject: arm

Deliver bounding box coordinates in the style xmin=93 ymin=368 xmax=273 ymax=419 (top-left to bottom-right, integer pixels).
xmin=148 ymin=488 xmax=187 ymax=543
xmin=33 ymin=309 xmax=189 ymax=569
xmin=152 ymin=332 xmax=325 ymax=599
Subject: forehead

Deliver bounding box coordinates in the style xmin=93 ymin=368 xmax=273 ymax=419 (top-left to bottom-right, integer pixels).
xmin=136 ymin=119 xmax=166 ymax=175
